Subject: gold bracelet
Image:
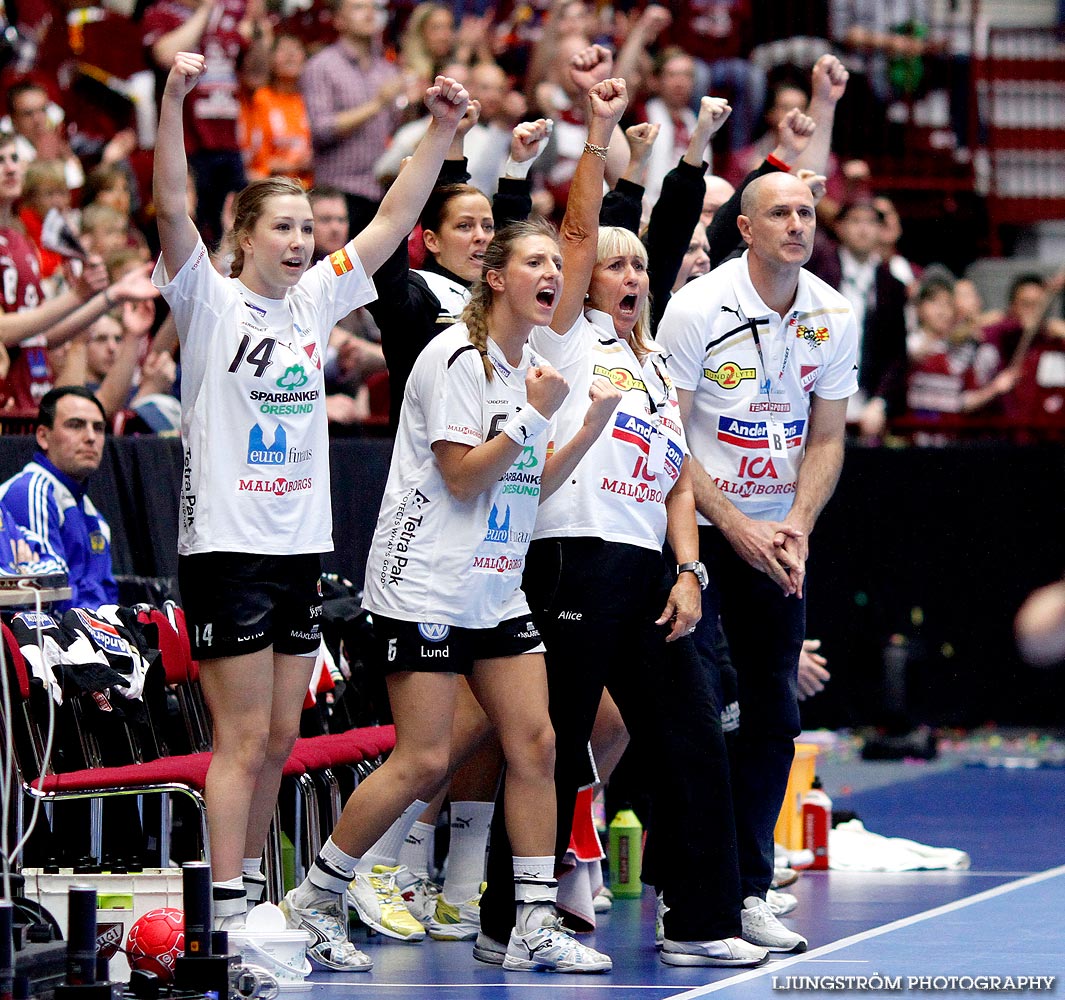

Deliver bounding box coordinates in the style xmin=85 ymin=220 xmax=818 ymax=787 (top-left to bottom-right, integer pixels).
xmin=584 ymin=141 xmax=608 ymax=161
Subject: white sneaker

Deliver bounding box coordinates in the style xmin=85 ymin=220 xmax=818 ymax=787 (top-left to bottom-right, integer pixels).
xmin=503 ymin=918 xmax=612 ymax=973
xmin=766 ymin=889 xmax=798 ymax=916
xmin=654 ymin=892 xmax=668 ymax=949
xmin=401 ymin=875 xmax=442 ymax=924
xmin=741 ymin=896 xmax=807 ymax=953
xmin=428 ymin=884 xmax=483 ymax=941
xmin=348 ymin=865 xmax=426 ymax=941
xmin=280 ymin=887 xmax=373 ymax=971
xmin=661 ymin=936 xmax=769 ymax=967
xmin=592 ymin=885 xmax=613 ymax=913
xmin=472 ymin=931 xmax=507 ymax=966
xmin=772 ymin=866 xmax=799 ymax=889
xmin=214 ymin=910 xmax=246 ymax=933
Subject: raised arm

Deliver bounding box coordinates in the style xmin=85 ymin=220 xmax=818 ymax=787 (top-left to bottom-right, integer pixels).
xmin=706 ymin=109 xmax=815 ymax=270
xmin=149 ymin=0 xmax=214 ymax=69
xmin=493 ymin=118 xmax=552 ymax=228
xmin=549 ymin=75 xmax=628 ymax=335
xmin=153 ymin=51 xmax=205 ymax=278
xmin=352 ymin=76 xmax=469 ymax=277
xmin=793 ymin=55 xmax=849 ymax=177
xmin=644 ymin=97 xmax=731 ymax=322
xmin=614 ymin=4 xmax=672 ymax=93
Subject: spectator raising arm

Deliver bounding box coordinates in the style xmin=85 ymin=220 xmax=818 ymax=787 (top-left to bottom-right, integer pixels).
xmin=794 ymin=55 xmax=849 ymax=178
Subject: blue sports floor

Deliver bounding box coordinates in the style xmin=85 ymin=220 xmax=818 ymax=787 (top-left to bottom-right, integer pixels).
xmin=294 ymin=765 xmax=1065 ymax=998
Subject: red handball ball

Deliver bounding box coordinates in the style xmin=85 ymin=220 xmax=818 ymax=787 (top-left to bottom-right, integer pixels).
xmin=125 ymin=907 xmax=185 ymax=982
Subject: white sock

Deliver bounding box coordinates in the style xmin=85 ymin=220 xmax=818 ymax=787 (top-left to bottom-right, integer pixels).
xmin=242 ymin=857 xmax=266 ymax=905
xmin=397 ymin=820 xmax=436 ymax=884
xmin=354 ymin=799 xmax=428 ymax=876
xmin=307 ymin=836 xmax=360 ymax=894
xmin=441 ymin=800 xmax=493 ymax=903
xmin=513 ymin=855 xmax=558 ymax=934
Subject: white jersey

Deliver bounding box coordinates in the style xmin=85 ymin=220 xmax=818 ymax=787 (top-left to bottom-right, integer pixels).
xmin=657 ymin=252 xmax=858 ymax=523
xmin=362 ymin=323 xmax=550 ymax=629
xmin=153 ymin=238 xmax=376 ymax=556
xmin=530 ymin=311 xmax=686 ymax=551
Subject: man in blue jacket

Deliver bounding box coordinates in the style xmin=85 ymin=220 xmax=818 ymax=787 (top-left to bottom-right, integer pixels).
xmin=0 ymin=386 xmax=118 ymax=611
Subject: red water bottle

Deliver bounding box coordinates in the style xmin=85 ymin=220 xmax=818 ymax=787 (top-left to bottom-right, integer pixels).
xmin=801 ymin=776 xmax=832 ymax=870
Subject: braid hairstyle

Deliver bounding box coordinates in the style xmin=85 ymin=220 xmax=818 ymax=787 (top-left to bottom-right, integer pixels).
xmin=461 ymin=217 xmax=559 ymax=381
xmin=595 ymin=226 xmax=656 ymax=363
xmin=223 ymin=177 xmax=308 ymax=278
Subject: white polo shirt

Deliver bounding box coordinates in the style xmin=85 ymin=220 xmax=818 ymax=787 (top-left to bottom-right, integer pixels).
xmin=657 ymin=252 xmax=858 ymax=524
xmin=530 ymin=310 xmax=687 ymax=551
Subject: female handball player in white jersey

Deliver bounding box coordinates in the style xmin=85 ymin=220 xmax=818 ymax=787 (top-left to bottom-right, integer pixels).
xmin=152 ymin=50 xmax=470 ymax=942
xmin=476 ymin=87 xmax=768 ymax=968
xmin=282 ymin=80 xmax=628 ymax=975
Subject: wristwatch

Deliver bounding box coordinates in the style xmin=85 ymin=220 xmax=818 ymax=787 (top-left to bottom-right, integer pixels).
xmin=677 ymin=561 xmax=709 ymax=590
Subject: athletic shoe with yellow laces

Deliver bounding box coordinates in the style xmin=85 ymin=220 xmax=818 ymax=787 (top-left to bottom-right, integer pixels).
xmin=428 ymin=882 xmax=485 ymax=940
xmin=347 ymin=865 xmax=426 ymax=942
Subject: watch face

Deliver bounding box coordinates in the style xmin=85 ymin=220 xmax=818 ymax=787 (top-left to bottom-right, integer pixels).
xmin=680 ymin=562 xmax=708 ymax=589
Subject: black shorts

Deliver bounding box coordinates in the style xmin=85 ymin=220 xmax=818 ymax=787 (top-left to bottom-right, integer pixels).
xmin=370 ymin=613 xmax=546 ymax=676
xmin=178 ymin=552 xmax=324 ymax=660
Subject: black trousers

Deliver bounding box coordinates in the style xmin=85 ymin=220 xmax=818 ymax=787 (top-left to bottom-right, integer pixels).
xmin=692 ymin=527 xmax=805 ymax=901
xmin=479 ymin=537 xmax=742 ymax=943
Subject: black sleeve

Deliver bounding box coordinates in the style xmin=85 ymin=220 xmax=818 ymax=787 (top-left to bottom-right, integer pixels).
xmin=492 ymin=177 xmax=533 ymax=229
xmin=646 ymin=159 xmax=706 ymax=334
xmin=601 ymin=178 xmax=645 ymax=233
xmin=707 ymin=159 xmax=783 ymax=270
xmin=440 ymin=157 xmax=471 ymax=186
xmin=365 ymin=247 xmax=442 ymax=432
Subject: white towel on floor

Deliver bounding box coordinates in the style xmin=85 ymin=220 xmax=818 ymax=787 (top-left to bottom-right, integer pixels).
xmin=829 ymin=819 xmax=971 ymax=872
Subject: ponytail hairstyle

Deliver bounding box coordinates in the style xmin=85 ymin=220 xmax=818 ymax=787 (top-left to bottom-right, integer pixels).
xmin=595 ymin=226 xmax=655 ymax=362
xmin=223 ymin=177 xmax=309 ymax=278
xmin=461 ymin=217 xmax=559 ymax=381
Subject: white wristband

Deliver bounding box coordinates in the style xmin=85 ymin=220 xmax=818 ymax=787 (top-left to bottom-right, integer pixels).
xmin=502 ymin=405 xmax=549 ymax=445
xmin=503 ymin=156 xmax=534 ymax=180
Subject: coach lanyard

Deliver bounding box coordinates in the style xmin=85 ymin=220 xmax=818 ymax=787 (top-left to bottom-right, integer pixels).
xmin=748 ymin=315 xmax=794 ymax=400
xmin=747 ymin=315 xmax=794 ymax=461
xmin=644 ymin=358 xmax=671 ymax=474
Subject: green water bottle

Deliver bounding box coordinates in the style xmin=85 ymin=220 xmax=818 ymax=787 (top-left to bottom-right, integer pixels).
xmin=281 ymin=832 xmax=296 ymax=894
xmin=608 ymin=808 xmax=643 ymax=897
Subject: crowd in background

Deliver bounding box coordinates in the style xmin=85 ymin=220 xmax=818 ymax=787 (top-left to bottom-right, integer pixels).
xmin=0 ymin=0 xmax=1062 ymax=443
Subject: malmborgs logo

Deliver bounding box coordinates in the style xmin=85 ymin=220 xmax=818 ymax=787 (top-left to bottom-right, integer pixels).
xmin=237 ymin=477 xmax=313 ymax=496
